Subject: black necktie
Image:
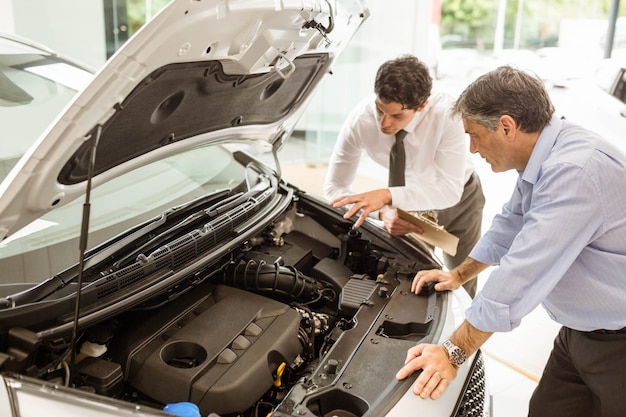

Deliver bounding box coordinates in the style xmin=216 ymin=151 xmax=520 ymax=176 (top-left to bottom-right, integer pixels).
xmin=388 ymin=130 xmax=407 ymax=187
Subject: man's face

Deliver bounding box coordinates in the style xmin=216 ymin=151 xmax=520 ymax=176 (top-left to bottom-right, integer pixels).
xmin=464 ymin=118 xmax=513 ymax=173
xmin=374 ymin=97 xmax=418 ymax=136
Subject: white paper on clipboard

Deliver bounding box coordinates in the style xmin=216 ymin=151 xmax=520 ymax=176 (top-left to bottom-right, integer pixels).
xmin=397 ymin=208 xmax=459 ymax=256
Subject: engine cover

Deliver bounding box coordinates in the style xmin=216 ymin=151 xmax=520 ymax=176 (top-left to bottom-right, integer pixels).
xmin=124 ymin=284 xmax=302 ymax=415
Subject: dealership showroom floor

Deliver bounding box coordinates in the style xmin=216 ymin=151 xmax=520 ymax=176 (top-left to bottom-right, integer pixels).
xmin=278 ymin=135 xmax=561 ymax=416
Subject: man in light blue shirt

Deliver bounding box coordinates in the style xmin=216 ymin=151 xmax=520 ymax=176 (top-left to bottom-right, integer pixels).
xmin=396 ymin=66 xmax=626 ymax=417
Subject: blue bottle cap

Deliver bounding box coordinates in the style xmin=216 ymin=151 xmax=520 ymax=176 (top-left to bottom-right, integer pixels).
xmin=163 ymin=402 xmax=201 ymax=417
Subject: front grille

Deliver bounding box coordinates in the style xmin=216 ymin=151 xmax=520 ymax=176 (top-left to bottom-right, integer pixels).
xmin=453 ymin=350 xmax=488 ymax=417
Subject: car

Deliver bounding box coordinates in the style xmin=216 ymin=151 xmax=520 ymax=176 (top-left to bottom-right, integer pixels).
xmin=437 ymin=48 xmax=497 ymax=82
xmin=548 ymin=58 xmax=626 ymax=153
xmin=0 ymin=1 xmax=489 ymax=416
xmin=0 ymin=32 xmax=94 ymax=190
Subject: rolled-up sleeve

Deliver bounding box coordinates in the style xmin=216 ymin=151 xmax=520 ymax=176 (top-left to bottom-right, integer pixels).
xmin=466 ymin=294 xmax=514 ymax=332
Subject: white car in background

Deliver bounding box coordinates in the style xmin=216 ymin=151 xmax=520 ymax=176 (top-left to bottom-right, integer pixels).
xmin=0 ymin=2 xmax=489 ymax=416
xmin=548 ymin=58 xmax=626 ymax=152
xmin=0 ymin=32 xmax=93 ymax=181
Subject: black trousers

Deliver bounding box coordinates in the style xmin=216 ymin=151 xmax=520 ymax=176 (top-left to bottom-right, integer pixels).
xmin=528 ymin=326 xmax=626 ymax=417
xmin=437 ymin=171 xmax=485 ymax=298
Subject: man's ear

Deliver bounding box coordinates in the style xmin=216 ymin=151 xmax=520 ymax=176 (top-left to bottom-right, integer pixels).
xmin=417 ymin=100 xmax=429 ymax=112
xmin=499 ymin=115 xmax=517 ymax=137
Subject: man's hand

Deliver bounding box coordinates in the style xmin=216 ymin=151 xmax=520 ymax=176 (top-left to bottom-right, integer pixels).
xmin=330 ymin=189 xmax=392 ymax=228
xmin=397 ymin=321 xmax=493 ymax=400
xmin=395 ymin=343 xmax=458 ymax=399
xmin=412 ymin=258 xmax=488 ymax=295
xmin=379 ymin=206 xmax=424 ymax=235
xmin=411 ymin=269 xmax=463 ymax=294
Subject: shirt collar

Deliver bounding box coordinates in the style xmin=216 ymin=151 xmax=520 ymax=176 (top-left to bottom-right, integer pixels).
xmin=521 ymin=115 xmax=563 ymax=184
xmin=402 ymin=100 xmax=429 ymax=134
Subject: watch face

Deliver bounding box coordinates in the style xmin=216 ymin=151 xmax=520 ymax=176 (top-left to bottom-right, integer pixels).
xmin=444 ymin=340 xmax=466 ymax=366
xmin=449 ymin=347 xmax=466 ymax=366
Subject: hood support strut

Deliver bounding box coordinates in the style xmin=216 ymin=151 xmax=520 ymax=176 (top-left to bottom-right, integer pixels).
xmin=69 ymin=124 xmax=102 ymax=375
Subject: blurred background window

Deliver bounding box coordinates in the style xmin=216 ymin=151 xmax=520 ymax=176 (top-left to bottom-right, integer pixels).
xmin=1 ymin=0 xmax=624 ymax=163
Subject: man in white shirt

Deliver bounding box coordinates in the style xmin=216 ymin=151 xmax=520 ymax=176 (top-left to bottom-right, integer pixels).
xmin=324 ymin=55 xmax=484 ymax=297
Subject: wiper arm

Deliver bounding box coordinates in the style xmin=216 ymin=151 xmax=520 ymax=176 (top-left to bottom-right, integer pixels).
xmin=1 ymin=276 xmax=66 ymax=309
xmin=0 ymin=192 xmax=231 ymax=309
xmin=1 ymin=163 xmax=273 ymax=308
xmin=112 ymin=174 xmax=272 ymax=269
xmin=206 ymin=173 xmax=271 ymax=215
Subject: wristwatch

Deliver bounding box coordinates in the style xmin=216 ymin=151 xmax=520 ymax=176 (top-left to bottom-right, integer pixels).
xmin=442 ymin=339 xmax=467 ymax=367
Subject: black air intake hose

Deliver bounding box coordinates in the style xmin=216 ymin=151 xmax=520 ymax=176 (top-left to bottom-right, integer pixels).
xmin=224 ymin=260 xmax=323 ymax=303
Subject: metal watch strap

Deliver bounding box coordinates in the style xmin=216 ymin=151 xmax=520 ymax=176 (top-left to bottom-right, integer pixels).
xmin=443 ymin=339 xmax=467 ymax=367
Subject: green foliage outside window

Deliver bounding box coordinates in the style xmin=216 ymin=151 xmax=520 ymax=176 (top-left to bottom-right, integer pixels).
xmin=441 ymin=0 xmax=626 ymax=50
xmin=126 ymin=0 xmax=172 ymax=35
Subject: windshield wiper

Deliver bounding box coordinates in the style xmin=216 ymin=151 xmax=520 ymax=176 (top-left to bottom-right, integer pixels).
xmin=0 ymin=191 xmax=232 ymax=309
xmin=111 ymin=174 xmax=271 ymax=270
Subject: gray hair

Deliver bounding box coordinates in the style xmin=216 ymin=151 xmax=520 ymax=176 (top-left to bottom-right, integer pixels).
xmin=452 ymin=66 xmax=554 ymax=132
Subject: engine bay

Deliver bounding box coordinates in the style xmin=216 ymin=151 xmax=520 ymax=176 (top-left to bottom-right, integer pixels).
xmin=1 ymin=195 xmax=444 ymax=417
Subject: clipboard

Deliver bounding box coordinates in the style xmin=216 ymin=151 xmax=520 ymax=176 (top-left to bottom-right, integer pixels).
xmin=397 ymin=208 xmax=459 ymax=256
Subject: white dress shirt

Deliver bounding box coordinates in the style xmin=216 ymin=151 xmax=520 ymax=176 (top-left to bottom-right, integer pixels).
xmin=323 ymin=90 xmax=474 ymax=211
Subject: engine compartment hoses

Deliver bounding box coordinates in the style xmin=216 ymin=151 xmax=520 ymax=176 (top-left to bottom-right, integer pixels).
xmin=224 ymin=259 xmax=322 ymax=302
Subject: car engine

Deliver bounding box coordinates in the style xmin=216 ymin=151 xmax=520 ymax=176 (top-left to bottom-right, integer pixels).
xmin=1 ymin=194 xmax=443 ymax=417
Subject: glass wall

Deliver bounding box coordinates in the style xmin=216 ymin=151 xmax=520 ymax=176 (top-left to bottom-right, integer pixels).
xmin=295 ymin=0 xmax=439 ymax=165
xmin=6 ymin=0 xmax=624 ymax=167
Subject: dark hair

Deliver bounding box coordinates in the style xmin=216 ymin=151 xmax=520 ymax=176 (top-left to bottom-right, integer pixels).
xmin=452 ymin=66 xmax=554 ymax=132
xmin=374 ymin=55 xmax=432 ymax=110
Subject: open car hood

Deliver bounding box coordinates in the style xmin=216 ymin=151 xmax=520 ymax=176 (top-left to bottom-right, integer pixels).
xmin=0 ymin=3 xmax=491 ymax=416
xmin=0 ymin=0 xmax=368 ymax=241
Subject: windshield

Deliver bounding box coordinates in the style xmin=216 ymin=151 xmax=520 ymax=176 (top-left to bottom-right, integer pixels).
xmin=0 ymin=142 xmax=255 ymax=287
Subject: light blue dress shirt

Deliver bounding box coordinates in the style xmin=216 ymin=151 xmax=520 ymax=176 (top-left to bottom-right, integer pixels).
xmin=467 ymin=116 xmax=626 ymax=332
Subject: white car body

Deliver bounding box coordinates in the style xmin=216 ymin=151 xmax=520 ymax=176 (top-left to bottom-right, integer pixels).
xmin=0 ymin=1 xmax=489 ymax=416
xmin=549 ymin=58 xmax=626 ymax=154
